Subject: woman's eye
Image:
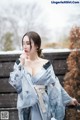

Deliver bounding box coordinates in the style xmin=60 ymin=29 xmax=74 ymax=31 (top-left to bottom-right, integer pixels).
xmin=23 ymin=41 xmax=30 ymax=45
xmin=26 ymin=42 xmax=30 ymax=45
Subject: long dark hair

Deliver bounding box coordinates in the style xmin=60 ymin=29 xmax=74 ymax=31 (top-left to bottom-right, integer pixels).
xmin=22 ymin=31 xmax=42 ymax=57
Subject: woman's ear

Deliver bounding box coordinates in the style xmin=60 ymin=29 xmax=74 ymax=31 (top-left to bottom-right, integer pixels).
xmin=35 ymin=45 xmax=38 ymax=50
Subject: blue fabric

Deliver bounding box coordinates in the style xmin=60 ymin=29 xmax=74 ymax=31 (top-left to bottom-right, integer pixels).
xmin=9 ymin=60 xmax=72 ymax=120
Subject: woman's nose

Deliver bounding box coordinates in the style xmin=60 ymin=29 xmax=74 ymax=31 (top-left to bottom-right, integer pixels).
xmin=23 ymin=44 xmax=27 ymax=48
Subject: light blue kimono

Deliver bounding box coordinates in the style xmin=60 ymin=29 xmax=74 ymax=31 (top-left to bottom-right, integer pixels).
xmin=9 ymin=60 xmax=72 ymax=120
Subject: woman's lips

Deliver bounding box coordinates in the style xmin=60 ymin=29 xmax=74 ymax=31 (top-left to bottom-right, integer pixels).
xmin=24 ymin=49 xmax=28 ymax=52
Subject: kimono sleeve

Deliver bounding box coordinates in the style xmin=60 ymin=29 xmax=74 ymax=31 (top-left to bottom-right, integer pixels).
xmin=61 ymin=86 xmax=72 ymax=106
xmin=54 ymin=74 xmax=72 ymax=106
xmin=9 ymin=59 xmax=23 ymax=93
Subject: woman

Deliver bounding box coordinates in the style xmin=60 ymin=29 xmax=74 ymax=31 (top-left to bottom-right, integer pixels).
xmin=9 ymin=31 xmax=78 ymax=120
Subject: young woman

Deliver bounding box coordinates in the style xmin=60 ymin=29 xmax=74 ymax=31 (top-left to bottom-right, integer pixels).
xmin=9 ymin=31 xmax=78 ymax=120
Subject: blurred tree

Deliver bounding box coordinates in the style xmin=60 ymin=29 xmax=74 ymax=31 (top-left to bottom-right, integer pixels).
xmin=0 ymin=2 xmax=51 ymax=51
xmin=2 ymin=32 xmax=15 ymax=51
xmin=60 ymin=36 xmax=70 ymax=48
xmin=64 ymin=26 xmax=80 ymax=120
xmin=0 ymin=16 xmax=20 ymax=50
xmin=69 ymin=26 xmax=80 ymax=49
xmin=43 ymin=42 xmax=60 ymax=48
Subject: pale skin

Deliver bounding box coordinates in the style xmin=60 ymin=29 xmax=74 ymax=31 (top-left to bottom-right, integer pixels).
xmin=20 ymin=35 xmax=79 ymax=106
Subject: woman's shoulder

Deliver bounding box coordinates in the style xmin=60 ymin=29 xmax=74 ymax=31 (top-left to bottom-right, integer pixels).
xmin=39 ymin=58 xmax=49 ymax=64
xmin=15 ymin=59 xmax=20 ymax=65
xmin=39 ymin=58 xmax=51 ymax=69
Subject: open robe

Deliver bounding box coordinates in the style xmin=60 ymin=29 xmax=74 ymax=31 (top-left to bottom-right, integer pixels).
xmin=9 ymin=60 xmax=72 ymax=120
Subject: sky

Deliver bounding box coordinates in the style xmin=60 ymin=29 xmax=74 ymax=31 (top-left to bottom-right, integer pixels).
xmin=0 ymin=0 xmax=80 ymax=42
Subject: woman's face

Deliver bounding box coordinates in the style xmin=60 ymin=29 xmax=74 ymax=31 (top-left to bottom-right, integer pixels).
xmin=22 ymin=35 xmax=37 ymax=55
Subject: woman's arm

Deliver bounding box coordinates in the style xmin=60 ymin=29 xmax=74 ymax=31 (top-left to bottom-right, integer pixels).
xmin=9 ymin=59 xmax=23 ymax=93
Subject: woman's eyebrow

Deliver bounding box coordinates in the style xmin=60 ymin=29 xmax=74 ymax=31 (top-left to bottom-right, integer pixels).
xmin=23 ymin=40 xmax=30 ymax=43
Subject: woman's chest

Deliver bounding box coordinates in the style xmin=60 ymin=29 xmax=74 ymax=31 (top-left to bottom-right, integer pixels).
xmin=24 ymin=62 xmax=44 ymax=76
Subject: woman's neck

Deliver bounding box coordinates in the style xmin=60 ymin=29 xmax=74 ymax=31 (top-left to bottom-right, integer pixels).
xmin=27 ymin=53 xmax=39 ymax=61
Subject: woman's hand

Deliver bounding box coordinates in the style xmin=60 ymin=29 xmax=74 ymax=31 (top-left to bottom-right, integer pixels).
xmin=19 ymin=51 xmax=27 ymax=65
xmin=69 ymin=98 xmax=79 ymax=106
